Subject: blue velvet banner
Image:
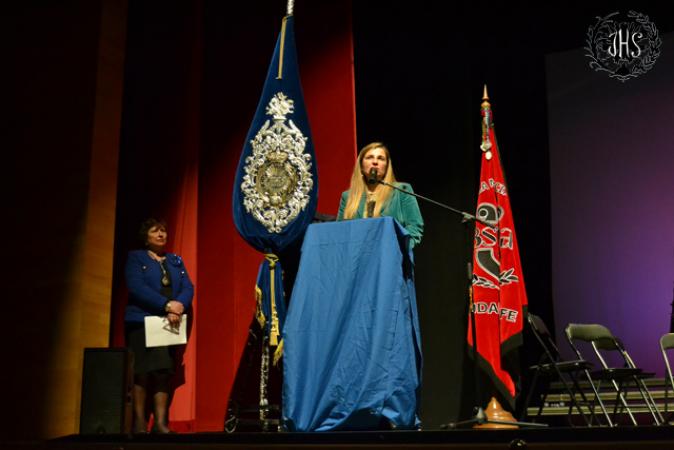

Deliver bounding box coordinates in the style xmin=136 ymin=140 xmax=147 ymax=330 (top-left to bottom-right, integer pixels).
xmin=232 ymin=15 xmax=318 ymax=255
xmin=232 ymin=15 xmax=318 ymax=348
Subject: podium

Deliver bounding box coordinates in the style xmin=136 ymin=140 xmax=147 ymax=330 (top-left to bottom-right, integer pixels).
xmin=282 ymin=217 xmax=422 ymax=431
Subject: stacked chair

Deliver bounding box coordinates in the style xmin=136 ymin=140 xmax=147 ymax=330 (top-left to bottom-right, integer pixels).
xmin=660 ymin=333 xmax=674 ymax=424
xmin=522 ymin=313 xmax=610 ymax=426
xmin=565 ymin=323 xmax=664 ymax=426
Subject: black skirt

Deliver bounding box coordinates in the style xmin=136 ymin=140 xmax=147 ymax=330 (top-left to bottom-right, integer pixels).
xmin=125 ymin=322 xmax=176 ymax=376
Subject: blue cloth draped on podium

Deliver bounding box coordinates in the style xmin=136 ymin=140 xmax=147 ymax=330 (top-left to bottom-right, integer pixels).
xmin=282 ymin=217 xmax=422 ymax=431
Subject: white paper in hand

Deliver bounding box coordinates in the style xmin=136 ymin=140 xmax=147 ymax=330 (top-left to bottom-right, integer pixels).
xmin=144 ymin=315 xmax=187 ymax=347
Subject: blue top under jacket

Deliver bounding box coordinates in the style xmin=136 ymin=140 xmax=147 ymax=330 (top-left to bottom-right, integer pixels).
xmin=124 ymin=250 xmax=194 ymax=323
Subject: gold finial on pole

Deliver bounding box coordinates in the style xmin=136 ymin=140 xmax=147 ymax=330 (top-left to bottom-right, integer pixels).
xmin=277 ymin=1 xmax=295 ymax=79
xmin=481 ymin=84 xmax=491 ymax=109
xmin=480 ymin=84 xmax=493 ymax=159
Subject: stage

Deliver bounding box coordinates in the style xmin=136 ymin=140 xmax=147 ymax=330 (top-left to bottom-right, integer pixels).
xmin=8 ymin=1 xmax=674 ymax=445
xmin=7 ymin=426 xmax=670 ymax=450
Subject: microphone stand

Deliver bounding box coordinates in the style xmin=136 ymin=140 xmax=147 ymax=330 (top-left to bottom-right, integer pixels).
xmin=374 ymin=178 xmax=546 ymax=429
xmin=373 ymin=179 xmax=486 ymax=226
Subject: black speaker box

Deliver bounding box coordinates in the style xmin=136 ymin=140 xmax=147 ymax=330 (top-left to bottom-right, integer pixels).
xmin=79 ymin=348 xmax=133 ymax=434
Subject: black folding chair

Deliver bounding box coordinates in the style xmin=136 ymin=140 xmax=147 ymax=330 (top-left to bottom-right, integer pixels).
xmin=660 ymin=333 xmax=674 ymax=423
xmin=521 ymin=313 xmax=602 ymax=426
xmin=565 ymin=323 xmax=663 ymax=426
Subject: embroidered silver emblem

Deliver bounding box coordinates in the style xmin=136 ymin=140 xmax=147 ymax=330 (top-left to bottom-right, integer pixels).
xmin=241 ymin=92 xmax=313 ymax=233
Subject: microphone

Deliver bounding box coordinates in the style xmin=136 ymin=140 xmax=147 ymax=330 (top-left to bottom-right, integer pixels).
xmin=367 ymin=168 xmax=378 ymax=185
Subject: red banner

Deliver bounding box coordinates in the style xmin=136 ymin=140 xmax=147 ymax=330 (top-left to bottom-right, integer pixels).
xmin=467 ymin=96 xmax=528 ymax=407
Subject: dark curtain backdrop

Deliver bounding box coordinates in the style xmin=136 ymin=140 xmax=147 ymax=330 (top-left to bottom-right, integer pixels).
xmin=353 ymin=1 xmax=673 ymax=426
xmin=353 ymin=2 xmax=551 ymax=426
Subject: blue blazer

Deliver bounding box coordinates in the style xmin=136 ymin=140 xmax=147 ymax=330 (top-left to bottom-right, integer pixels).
xmin=124 ymin=250 xmax=194 ymax=323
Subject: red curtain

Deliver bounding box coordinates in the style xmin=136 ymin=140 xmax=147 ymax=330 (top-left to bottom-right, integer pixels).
xmin=110 ymin=0 xmax=356 ymax=432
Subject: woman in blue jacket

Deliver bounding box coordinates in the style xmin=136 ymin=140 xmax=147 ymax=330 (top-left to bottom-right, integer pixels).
xmin=125 ymin=218 xmax=194 ymax=434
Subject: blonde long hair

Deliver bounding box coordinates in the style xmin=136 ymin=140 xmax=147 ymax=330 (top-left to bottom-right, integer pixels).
xmin=343 ymin=142 xmax=397 ymax=219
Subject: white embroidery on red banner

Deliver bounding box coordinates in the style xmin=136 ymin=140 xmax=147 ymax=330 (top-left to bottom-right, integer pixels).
xmin=478 ymin=178 xmax=508 ymax=196
xmin=475 ymin=248 xmax=500 ymax=284
xmin=499 ymin=268 xmax=519 ymax=285
xmin=473 ymin=274 xmax=498 ymax=290
xmin=471 ymin=301 xmax=519 ymax=323
xmin=476 ymin=203 xmax=503 ymax=226
xmin=499 ymin=228 xmax=513 ymax=249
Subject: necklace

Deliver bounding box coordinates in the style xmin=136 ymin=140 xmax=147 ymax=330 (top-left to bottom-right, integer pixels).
xmin=148 ymin=251 xmax=170 ymax=286
xmin=158 ymin=261 xmax=170 ymax=286
xmin=366 ymin=190 xmax=376 ymax=218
